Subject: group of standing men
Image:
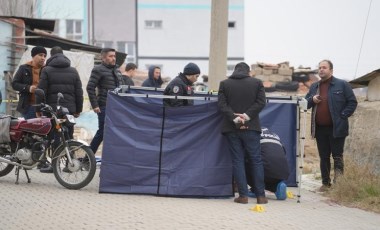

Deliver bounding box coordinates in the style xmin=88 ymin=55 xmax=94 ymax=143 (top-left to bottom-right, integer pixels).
xmin=217 ymin=60 xmax=357 ymax=204
xmin=12 ymin=46 xmax=358 ymax=204
xmin=12 ymin=46 xmax=84 ymax=172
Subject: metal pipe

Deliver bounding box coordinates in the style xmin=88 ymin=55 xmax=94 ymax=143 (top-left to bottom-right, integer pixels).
xmin=0 ymin=157 xmax=35 ymax=170
xmin=135 ymin=0 xmax=138 ymax=65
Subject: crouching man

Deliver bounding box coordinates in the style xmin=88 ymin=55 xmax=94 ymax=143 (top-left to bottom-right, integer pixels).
xmin=246 ymin=127 xmax=290 ymax=200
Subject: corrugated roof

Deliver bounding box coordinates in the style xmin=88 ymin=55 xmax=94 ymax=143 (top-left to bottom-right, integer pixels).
xmin=25 ymin=29 xmax=127 ymax=66
xmin=0 ymin=16 xmax=55 ymax=32
xmin=1 ymin=16 xmax=127 ymax=66
xmin=349 ymin=69 xmax=380 ymax=88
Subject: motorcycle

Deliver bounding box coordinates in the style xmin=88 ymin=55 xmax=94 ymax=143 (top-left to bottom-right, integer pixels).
xmin=0 ymin=89 xmax=96 ymax=190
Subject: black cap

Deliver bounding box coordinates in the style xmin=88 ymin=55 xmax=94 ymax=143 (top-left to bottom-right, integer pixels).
xmin=183 ymin=62 xmax=200 ymax=75
xmin=31 ymin=46 xmax=47 ymax=57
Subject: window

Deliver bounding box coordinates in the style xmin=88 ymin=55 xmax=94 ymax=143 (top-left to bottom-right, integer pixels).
xmin=127 ymin=43 xmax=135 ymax=56
xmin=66 ymin=19 xmax=82 ymax=42
xmin=228 ymin=21 xmax=236 ymax=28
xmin=145 ymin=20 xmax=162 ymax=29
xmin=126 ymin=43 xmax=136 ymax=63
xmin=53 ymin=19 xmax=60 ymax=35
xmin=227 ymin=64 xmax=235 ymax=72
xmin=117 ymin=41 xmax=136 ymax=63
xmin=227 ymin=64 xmax=235 ymax=75
xmin=117 ymin=41 xmax=126 ymax=53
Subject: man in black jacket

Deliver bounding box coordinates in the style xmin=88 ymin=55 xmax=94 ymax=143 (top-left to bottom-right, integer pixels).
xmin=218 ymin=62 xmax=267 ymax=204
xmin=38 ymin=46 xmax=83 ymax=135
xmin=37 ymin=46 xmax=83 ymax=173
xmin=163 ymin=62 xmax=200 ymax=107
xmin=86 ymin=48 xmax=123 ymax=154
xmin=142 ymin=66 xmax=163 ymax=88
xmin=121 ymin=62 xmax=137 ymax=86
xmin=12 ymin=46 xmax=46 ymax=119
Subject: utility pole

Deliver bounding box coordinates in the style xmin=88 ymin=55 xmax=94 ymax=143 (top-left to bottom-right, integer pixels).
xmin=86 ymin=0 xmax=95 ymax=45
xmin=208 ymin=0 xmax=229 ymax=92
xmin=135 ymin=0 xmax=138 ymax=66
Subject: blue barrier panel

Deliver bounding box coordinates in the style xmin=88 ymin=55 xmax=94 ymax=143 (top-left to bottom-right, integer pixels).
xmin=99 ymin=91 xmax=297 ymax=196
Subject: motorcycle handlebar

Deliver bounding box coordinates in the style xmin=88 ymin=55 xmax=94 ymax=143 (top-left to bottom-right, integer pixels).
xmin=36 ymin=103 xmax=54 ymax=115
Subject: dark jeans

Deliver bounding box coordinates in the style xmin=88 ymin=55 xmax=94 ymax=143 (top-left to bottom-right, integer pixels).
xmin=315 ymin=125 xmax=346 ymax=185
xmin=90 ymin=107 xmax=106 ymax=154
xmin=22 ymin=105 xmax=36 ymax=119
xmin=226 ymin=130 xmax=265 ymax=197
xmin=52 ymin=125 xmax=74 ymax=150
xmin=246 ymin=165 xmax=281 ymax=193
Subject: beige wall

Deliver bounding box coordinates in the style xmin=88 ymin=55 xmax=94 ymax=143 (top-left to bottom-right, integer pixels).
xmin=93 ymin=0 xmax=136 ymax=47
xmin=345 ymin=99 xmax=380 ymax=174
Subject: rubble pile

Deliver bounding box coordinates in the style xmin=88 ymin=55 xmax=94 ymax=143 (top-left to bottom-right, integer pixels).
xmin=251 ymin=62 xmax=319 ymax=95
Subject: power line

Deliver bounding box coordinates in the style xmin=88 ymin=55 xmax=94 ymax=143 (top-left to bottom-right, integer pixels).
xmin=354 ymin=0 xmax=373 ymax=79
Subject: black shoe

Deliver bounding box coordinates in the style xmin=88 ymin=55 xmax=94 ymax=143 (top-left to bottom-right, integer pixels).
xmin=37 ymin=161 xmax=49 ymax=169
xmin=40 ymin=165 xmax=53 ymax=173
xmin=62 ymin=167 xmax=72 ymax=173
xmin=79 ymin=157 xmax=90 ymax=171
xmin=318 ymin=184 xmax=331 ymax=192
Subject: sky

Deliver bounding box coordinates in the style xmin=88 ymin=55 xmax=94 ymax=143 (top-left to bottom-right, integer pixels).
xmin=244 ymin=0 xmax=380 ymax=80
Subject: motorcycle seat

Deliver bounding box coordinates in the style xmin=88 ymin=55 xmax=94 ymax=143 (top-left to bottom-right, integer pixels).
xmin=10 ymin=118 xmax=25 ymax=128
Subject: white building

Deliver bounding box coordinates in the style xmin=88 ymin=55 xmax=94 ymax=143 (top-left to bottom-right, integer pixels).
xmin=36 ymin=0 xmax=87 ymax=43
xmin=21 ymin=0 xmax=244 ymax=79
xmin=91 ymin=0 xmax=137 ymax=63
xmin=137 ymin=0 xmax=244 ymax=78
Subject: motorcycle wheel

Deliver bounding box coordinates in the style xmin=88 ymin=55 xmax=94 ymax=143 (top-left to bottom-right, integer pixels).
xmin=51 ymin=141 xmax=96 ymax=190
xmin=0 ymin=155 xmax=15 ymax=177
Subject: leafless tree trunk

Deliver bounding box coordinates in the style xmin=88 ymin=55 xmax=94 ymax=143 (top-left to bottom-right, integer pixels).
xmin=0 ymin=0 xmax=37 ymax=17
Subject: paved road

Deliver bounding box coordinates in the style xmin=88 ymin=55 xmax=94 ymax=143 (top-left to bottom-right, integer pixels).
xmin=0 ymin=169 xmax=379 ymax=230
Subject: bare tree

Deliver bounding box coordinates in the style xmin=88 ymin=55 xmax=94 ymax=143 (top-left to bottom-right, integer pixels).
xmin=0 ymin=0 xmax=37 ymax=17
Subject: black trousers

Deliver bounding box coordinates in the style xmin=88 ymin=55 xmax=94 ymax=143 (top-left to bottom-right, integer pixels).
xmin=315 ymin=125 xmax=346 ymax=186
xmin=245 ymin=164 xmax=281 ymax=193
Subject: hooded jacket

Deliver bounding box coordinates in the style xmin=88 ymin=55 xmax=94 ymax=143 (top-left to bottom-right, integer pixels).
xmin=38 ymin=53 xmax=83 ymax=114
xmin=142 ymin=66 xmax=163 ymax=88
xmin=218 ymin=70 xmax=266 ymax=133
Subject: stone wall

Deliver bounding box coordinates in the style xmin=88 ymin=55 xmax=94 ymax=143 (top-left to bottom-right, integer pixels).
xmin=251 ymin=61 xmax=318 ymax=94
xmin=252 ymin=62 xmax=293 ymax=83
xmin=345 ymin=99 xmax=380 ymax=174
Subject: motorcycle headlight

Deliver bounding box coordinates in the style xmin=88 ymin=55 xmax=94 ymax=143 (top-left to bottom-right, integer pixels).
xmin=57 ymin=106 xmax=70 ymax=118
xmin=65 ymin=114 xmax=76 ymax=126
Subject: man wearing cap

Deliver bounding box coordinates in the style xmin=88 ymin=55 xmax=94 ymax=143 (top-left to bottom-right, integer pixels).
xmin=12 ymin=46 xmax=47 ymax=119
xmin=36 ymin=46 xmax=83 ymax=173
xmin=163 ymin=62 xmax=200 ymax=107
